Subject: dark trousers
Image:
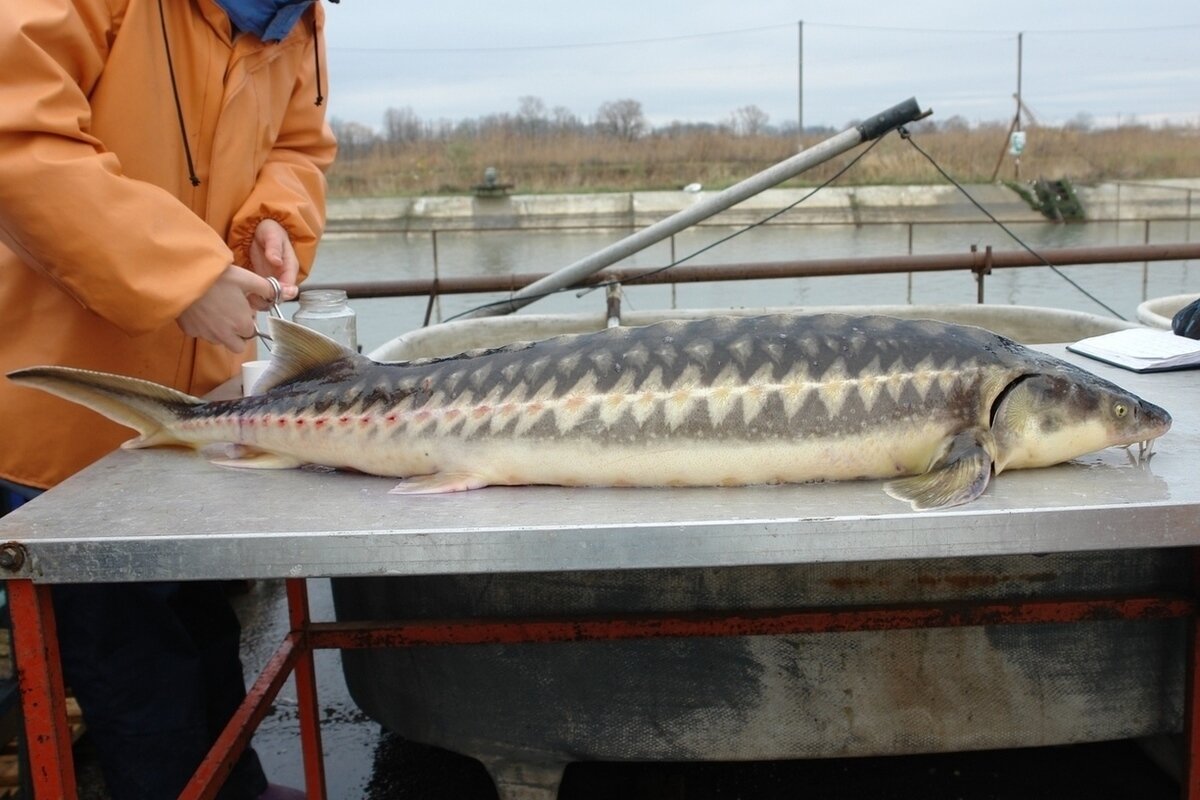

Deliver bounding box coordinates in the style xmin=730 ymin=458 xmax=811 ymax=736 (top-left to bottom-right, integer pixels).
xmin=3 ymin=488 xmax=267 ymax=799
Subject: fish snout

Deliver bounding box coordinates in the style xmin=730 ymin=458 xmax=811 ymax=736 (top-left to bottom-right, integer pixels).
xmin=1136 ymin=397 xmax=1172 ymax=441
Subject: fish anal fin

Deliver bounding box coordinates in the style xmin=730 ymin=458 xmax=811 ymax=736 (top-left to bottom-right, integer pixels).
xmin=210 ymin=446 xmax=305 ymax=471
xmin=389 ymin=472 xmax=490 ymax=495
xmin=884 ymin=431 xmax=993 ymax=511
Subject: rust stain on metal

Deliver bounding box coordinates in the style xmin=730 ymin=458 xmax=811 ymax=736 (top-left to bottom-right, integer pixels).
xmin=913 ymin=571 xmax=1059 ymax=591
xmin=825 ymin=577 xmax=893 ymax=591
xmin=309 ymin=596 xmax=1195 ymax=650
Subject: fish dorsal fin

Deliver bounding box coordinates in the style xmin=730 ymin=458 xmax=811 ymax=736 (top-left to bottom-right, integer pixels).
xmin=255 ymin=317 xmax=358 ymax=392
xmin=884 ymin=430 xmax=994 ymax=511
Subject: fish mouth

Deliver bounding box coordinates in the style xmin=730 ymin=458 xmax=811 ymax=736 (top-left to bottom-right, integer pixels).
xmin=1120 ymin=399 xmax=1172 ymax=464
xmin=1124 ymin=438 xmax=1158 ymax=465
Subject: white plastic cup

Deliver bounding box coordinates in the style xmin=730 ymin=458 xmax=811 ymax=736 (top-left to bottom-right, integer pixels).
xmin=241 ymin=360 xmax=270 ymax=396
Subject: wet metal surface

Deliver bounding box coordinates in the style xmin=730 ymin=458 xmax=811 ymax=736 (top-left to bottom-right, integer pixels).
xmin=3 ymin=356 xmax=1198 ymax=584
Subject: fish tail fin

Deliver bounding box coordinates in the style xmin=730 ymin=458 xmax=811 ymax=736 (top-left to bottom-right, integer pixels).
xmin=7 ymin=366 xmax=204 ymax=449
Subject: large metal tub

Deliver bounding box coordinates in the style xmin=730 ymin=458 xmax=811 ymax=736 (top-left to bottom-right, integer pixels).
xmin=333 ymin=304 xmax=1166 ymax=800
xmin=1138 ymin=293 xmax=1200 ymax=330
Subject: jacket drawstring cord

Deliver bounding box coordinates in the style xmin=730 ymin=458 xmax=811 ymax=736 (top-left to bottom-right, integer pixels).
xmin=312 ymin=16 xmax=324 ymax=107
xmin=156 ymin=0 xmax=201 ymax=187
xmin=316 ymin=0 xmax=339 ymax=106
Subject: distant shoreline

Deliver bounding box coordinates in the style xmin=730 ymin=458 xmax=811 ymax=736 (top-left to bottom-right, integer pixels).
xmin=326 ymin=180 xmax=1200 ymax=231
xmin=327 ymin=126 xmax=1200 ymax=199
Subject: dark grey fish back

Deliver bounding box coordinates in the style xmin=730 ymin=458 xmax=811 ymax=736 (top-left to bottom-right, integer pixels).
xmin=398 ymin=314 xmax=1026 ymax=396
xmin=319 ymin=315 xmax=1031 ymax=441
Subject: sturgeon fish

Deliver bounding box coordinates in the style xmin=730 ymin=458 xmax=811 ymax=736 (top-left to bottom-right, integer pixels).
xmin=8 ymin=313 xmax=1171 ymax=510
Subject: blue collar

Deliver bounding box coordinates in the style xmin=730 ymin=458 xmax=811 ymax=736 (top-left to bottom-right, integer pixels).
xmin=213 ymin=0 xmax=315 ymax=42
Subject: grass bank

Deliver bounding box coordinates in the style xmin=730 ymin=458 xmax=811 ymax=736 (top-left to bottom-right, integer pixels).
xmin=326 ymin=125 xmax=1200 ymax=198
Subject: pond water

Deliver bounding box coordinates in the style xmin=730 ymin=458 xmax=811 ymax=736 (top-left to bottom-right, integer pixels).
xmin=293 ymin=216 xmax=1196 ymax=353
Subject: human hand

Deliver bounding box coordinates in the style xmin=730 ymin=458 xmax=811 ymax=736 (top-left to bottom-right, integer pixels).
xmin=177 ymin=265 xmax=276 ymax=353
xmin=247 ymin=219 xmax=300 ymax=310
xmin=1172 ymin=298 xmax=1200 ymax=340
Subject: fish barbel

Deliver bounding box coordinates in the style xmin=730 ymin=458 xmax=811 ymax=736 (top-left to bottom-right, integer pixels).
xmin=7 ymin=314 xmax=1172 ymax=510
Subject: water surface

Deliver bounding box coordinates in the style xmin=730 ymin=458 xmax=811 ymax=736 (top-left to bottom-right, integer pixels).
xmin=294 ymin=217 xmax=1196 ymax=353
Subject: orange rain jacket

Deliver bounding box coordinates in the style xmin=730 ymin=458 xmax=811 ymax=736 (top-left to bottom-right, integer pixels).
xmin=0 ymin=0 xmax=337 ymax=490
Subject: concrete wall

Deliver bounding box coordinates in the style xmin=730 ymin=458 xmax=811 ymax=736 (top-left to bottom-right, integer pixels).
xmin=326 ymin=184 xmax=1042 ymax=232
xmin=1077 ymin=180 xmax=1200 ymax=221
xmin=326 ymin=180 xmax=1198 ymax=232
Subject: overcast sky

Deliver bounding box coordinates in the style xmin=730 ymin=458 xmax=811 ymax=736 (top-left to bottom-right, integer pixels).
xmin=320 ymin=1 xmax=1199 ymax=132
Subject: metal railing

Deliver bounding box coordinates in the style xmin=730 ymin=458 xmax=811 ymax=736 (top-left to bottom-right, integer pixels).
xmin=310 ymin=215 xmax=1198 ymax=324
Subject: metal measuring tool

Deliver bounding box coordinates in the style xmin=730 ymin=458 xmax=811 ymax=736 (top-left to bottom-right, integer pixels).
xmin=254 ymin=276 xmax=285 ymax=351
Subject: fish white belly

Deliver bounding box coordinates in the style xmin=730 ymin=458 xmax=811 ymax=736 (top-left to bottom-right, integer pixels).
xmin=385 ymin=424 xmax=951 ymax=489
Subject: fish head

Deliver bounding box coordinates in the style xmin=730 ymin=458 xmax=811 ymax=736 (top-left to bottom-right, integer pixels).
xmin=990 ymin=366 xmax=1171 ymax=472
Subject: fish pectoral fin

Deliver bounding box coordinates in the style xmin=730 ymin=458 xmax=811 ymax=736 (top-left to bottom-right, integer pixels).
xmin=209 ymin=446 xmax=305 ymax=471
xmin=884 ymin=432 xmax=994 ymax=511
xmin=389 ymin=472 xmax=490 ymax=495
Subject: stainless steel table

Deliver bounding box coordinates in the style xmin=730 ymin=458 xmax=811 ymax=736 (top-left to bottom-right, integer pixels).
xmin=3 ymin=347 xmax=1199 ymax=799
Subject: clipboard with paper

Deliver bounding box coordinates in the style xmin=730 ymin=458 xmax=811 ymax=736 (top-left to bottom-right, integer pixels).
xmin=1067 ymin=326 xmax=1200 ymax=373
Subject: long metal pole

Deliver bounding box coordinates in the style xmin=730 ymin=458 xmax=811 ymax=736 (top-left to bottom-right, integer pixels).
xmin=1014 ymin=32 xmax=1024 ymax=181
xmin=1015 ymin=32 xmax=1024 ymax=133
xmin=461 ymin=97 xmax=925 ymax=319
xmin=797 ymin=20 xmax=804 ymax=136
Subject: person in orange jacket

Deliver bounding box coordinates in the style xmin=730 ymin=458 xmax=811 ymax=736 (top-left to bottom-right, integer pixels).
xmin=0 ymin=1 xmax=338 ymax=798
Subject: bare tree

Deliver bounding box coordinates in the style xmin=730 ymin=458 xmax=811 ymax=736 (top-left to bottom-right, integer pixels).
xmin=1064 ymin=112 xmax=1095 ymax=132
xmin=938 ymin=114 xmax=971 ymax=132
xmin=383 ymin=106 xmax=423 ymax=143
xmin=516 ymin=96 xmax=548 ymax=136
xmin=330 ymin=118 xmax=377 ymax=156
xmin=551 ymin=105 xmax=580 ymax=132
xmin=733 ymin=104 xmax=770 ymax=136
xmin=596 ymin=99 xmax=646 ymax=141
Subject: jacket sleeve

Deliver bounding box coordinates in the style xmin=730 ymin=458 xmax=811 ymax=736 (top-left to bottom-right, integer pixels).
xmin=227 ymin=5 xmax=338 ymax=281
xmin=0 ymin=1 xmax=234 ymax=336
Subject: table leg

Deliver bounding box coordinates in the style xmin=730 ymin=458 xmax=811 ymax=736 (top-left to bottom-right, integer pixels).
xmin=8 ymin=579 xmax=77 ymax=799
xmin=1186 ymin=549 xmax=1200 ymax=800
xmin=287 ymin=578 xmax=327 ymax=800
xmin=1189 ymin=607 xmax=1200 ymax=800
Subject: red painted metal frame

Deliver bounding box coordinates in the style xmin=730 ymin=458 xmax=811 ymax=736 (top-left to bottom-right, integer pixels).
xmin=10 ymin=576 xmax=1200 ymax=799
xmin=176 ymin=579 xmax=327 ymax=800
xmin=288 ymin=579 xmax=328 ymax=800
xmin=305 ymin=596 xmax=1196 ymax=649
xmin=179 ymin=625 xmax=302 ymax=800
xmin=8 ymin=580 xmax=75 ymax=798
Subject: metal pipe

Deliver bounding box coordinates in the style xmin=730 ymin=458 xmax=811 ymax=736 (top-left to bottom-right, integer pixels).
xmin=327 ymin=215 xmax=1199 ymax=237
xmin=304 ymin=596 xmax=1194 ymax=649
xmin=306 ymin=241 xmax=1200 ymax=301
xmin=459 ymin=97 xmax=926 ymax=319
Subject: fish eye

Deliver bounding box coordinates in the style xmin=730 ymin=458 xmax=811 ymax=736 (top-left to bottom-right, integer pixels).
xmin=1114 ymin=402 xmax=1128 ymax=418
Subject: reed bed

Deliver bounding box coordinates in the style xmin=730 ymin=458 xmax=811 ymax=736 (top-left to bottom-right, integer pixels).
xmin=326 ymin=124 xmax=1200 ymax=198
